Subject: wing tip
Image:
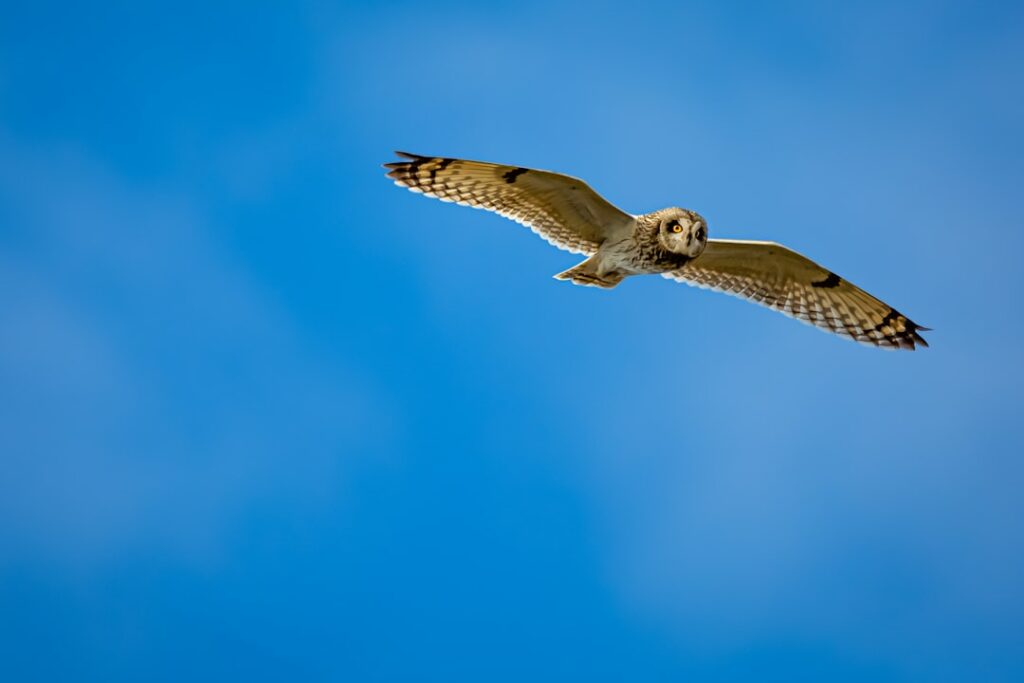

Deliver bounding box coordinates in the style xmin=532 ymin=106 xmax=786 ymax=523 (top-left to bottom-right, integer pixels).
xmin=382 ymin=152 xmax=427 ymax=186
xmin=381 ymin=151 xmax=428 ymax=170
xmin=909 ymin=324 xmax=930 ymax=350
xmin=886 ymin=321 xmax=930 ymax=351
xmin=394 ymin=150 xmax=425 ymax=160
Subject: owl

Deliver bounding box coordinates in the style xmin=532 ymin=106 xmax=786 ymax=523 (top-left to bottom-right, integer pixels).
xmin=384 ymin=152 xmax=929 ymax=350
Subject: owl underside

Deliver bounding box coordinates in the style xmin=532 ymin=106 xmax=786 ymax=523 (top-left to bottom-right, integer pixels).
xmin=553 ymin=261 xmax=625 ymax=288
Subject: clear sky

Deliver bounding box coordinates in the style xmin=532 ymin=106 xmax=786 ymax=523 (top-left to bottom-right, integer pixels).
xmin=2 ymin=2 xmax=1023 ymax=681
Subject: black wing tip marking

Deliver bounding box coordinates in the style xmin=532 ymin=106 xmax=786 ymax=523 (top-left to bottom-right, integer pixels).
xmin=393 ymin=150 xmax=427 ymax=160
xmin=384 ymin=153 xmax=458 ymax=189
xmin=855 ymin=306 xmax=929 ymax=350
xmin=382 ymin=152 xmax=426 ymax=174
xmin=879 ymin=308 xmax=930 ymax=350
xmin=908 ymin=322 xmax=930 ymax=349
xmin=895 ymin=326 xmax=929 ymax=350
xmin=383 ymin=153 xmax=427 ymax=187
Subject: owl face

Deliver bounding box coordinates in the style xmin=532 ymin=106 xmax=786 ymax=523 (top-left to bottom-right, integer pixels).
xmin=658 ymin=209 xmax=708 ymax=258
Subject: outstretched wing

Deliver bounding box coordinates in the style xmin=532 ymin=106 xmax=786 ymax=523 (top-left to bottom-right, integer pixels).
xmin=664 ymin=239 xmax=929 ymax=350
xmin=384 ymin=152 xmax=634 ymax=255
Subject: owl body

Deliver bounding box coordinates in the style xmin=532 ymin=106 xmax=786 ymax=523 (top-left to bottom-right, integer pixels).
xmin=559 ymin=209 xmax=707 ymax=287
xmin=384 ymin=152 xmax=929 ymax=350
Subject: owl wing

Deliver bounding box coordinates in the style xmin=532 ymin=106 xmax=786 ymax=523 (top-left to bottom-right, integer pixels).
xmin=663 ymin=239 xmax=929 ymax=350
xmin=384 ymin=152 xmax=634 ymax=255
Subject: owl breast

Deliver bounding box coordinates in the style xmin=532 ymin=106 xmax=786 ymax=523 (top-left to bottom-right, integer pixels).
xmin=600 ymin=220 xmax=690 ymax=275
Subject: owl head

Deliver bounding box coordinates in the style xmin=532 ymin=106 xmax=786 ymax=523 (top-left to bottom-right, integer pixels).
xmin=657 ymin=208 xmax=708 ymax=258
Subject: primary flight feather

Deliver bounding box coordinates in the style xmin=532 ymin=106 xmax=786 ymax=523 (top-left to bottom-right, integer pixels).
xmin=384 ymin=151 xmax=929 ymax=350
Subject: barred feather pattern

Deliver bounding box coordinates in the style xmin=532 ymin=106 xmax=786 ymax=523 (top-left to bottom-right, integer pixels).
xmin=664 ymin=240 xmax=929 ymax=350
xmin=384 ymin=152 xmax=633 ymax=255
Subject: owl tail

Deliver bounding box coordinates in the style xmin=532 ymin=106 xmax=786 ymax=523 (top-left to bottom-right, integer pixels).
xmin=553 ymin=257 xmax=625 ymax=289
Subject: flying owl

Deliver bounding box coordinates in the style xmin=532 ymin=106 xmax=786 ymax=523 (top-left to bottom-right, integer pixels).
xmin=384 ymin=152 xmax=929 ymax=350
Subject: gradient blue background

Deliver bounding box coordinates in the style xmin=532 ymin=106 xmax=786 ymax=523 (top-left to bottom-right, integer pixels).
xmin=2 ymin=2 xmax=1023 ymax=681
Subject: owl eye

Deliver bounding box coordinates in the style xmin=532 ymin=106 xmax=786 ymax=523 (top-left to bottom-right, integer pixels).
xmin=671 ymin=222 xmax=683 ymax=234
xmin=696 ymin=226 xmax=706 ymax=240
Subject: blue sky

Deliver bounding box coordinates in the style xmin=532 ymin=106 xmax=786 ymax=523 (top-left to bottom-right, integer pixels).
xmin=1 ymin=1 xmax=1023 ymax=680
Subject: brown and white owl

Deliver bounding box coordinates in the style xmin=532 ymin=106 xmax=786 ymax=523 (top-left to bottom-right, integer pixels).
xmin=384 ymin=152 xmax=929 ymax=350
